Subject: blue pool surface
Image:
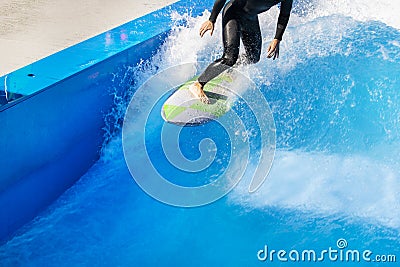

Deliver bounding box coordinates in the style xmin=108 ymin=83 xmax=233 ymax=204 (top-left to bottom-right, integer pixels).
xmin=1 ymin=0 xmax=400 ymax=266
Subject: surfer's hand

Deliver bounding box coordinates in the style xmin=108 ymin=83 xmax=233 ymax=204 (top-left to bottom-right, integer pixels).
xmin=200 ymin=20 xmax=214 ymax=37
xmin=267 ymin=39 xmax=280 ymax=60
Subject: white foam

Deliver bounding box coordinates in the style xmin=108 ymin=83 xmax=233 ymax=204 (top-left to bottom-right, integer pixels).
xmin=310 ymin=0 xmax=400 ymax=30
xmin=228 ymin=150 xmax=400 ymax=229
xmin=154 ymin=10 xmax=221 ymax=68
xmin=123 ymin=1 xmax=400 ymax=227
xmin=135 ymin=0 xmax=399 ymax=89
xmin=152 ymin=0 xmax=400 ymax=76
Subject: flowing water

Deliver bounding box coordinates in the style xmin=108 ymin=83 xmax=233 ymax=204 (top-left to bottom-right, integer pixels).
xmin=1 ymin=0 xmax=400 ymax=266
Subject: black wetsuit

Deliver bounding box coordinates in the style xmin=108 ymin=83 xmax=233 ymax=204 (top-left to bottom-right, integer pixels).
xmin=198 ymin=0 xmax=293 ymax=86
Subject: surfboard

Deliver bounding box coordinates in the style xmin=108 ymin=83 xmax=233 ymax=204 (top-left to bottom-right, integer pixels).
xmin=161 ymin=73 xmax=236 ymax=126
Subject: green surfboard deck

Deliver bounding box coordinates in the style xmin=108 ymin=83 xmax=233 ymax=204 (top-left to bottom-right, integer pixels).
xmin=161 ymin=73 xmax=235 ymax=125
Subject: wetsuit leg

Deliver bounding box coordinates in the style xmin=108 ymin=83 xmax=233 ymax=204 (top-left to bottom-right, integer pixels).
xmin=198 ymin=1 xmax=241 ymax=86
xmin=240 ymin=15 xmax=262 ymax=64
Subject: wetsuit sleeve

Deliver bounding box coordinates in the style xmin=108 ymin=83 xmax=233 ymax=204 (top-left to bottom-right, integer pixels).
xmin=274 ymin=0 xmax=293 ymax=41
xmin=209 ymin=0 xmax=227 ymax=23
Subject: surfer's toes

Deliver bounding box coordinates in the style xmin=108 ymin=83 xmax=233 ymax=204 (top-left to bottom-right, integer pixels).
xmin=189 ymin=82 xmax=210 ymax=104
xmin=200 ymin=95 xmax=210 ymax=104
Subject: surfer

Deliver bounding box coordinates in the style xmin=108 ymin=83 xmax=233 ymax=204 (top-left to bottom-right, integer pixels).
xmin=189 ymin=0 xmax=293 ymax=103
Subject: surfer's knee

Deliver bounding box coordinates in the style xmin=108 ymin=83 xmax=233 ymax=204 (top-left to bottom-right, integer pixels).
xmin=245 ymin=47 xmax=261 ymax=64
xmin=247 ymin=54 xmax=260 ymax=64
xmin=221 ymin=57 xmax=237 ymax=66
xmin=220 ymin=54 xmax=238 ymax=67
xmin=236 ymin=53 xmax=260 ymax=66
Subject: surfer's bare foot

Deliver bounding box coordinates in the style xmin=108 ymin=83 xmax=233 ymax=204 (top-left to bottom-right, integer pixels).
xmin=189 ymin=81 xmax=210 ymax=104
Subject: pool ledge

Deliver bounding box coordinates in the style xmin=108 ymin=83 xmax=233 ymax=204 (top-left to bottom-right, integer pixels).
xmin=0 ymin=0 xmax=211 ymax=242
xmin=0 ymin=1 xmax=207 ymax=104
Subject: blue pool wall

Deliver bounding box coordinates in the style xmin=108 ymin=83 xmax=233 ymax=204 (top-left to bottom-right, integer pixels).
xmin=0 ymin=0 xmax=212 ymax=242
